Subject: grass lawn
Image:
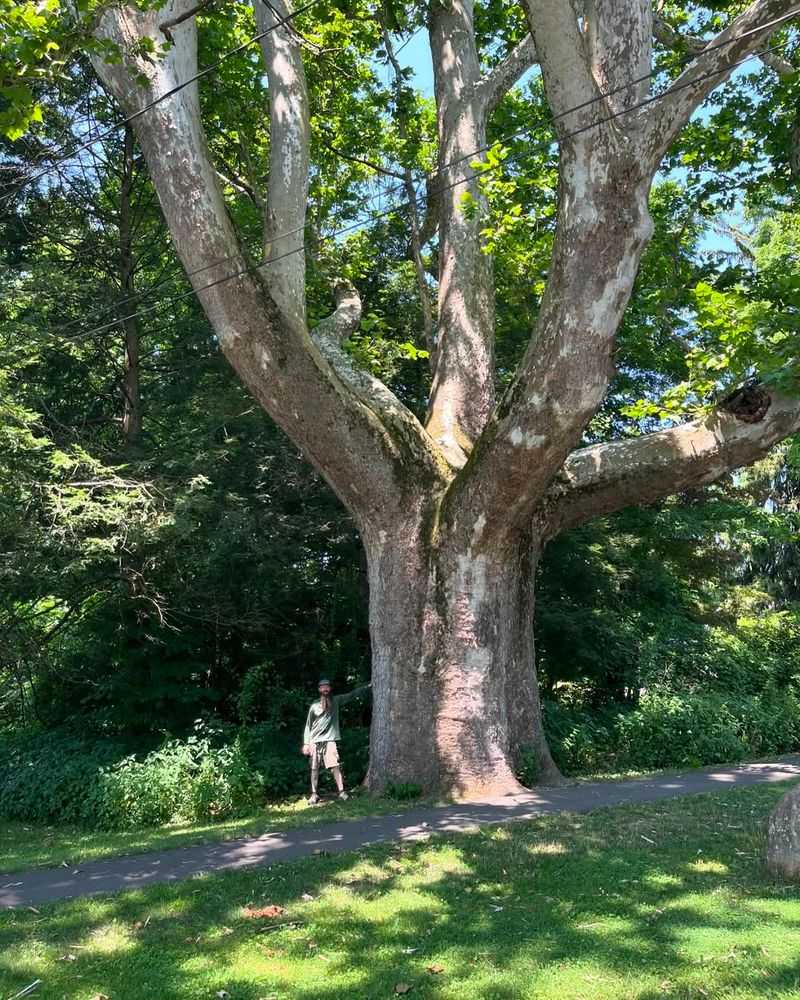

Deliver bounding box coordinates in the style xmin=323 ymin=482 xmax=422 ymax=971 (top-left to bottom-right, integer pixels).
xmin=0 ymin=790 xmax=429 ymax=875
xmin=2 ymin=782 xmax=800 ymax=1000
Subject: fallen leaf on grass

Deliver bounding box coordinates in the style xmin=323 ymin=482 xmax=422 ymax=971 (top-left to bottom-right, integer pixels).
xmin=401 ymin=947 xmax=418 ymax=955
xmin=394 ymin=985 xmax=414 ymax=995
xmin=57 ymin=954 xmax=77 ymax=962
xmin=243 ymin=905 xmax=285 ymax=919
xmin=427 ymin=964 xmax=445 ymax=974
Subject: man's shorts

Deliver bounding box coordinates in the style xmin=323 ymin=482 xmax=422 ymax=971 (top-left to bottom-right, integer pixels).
xmin=313 ymin=741 xmax=340 ymax=769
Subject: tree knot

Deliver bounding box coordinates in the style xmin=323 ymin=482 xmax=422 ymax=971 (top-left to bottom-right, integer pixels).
xmin=719 ymin=381 xmax=771 ymax=424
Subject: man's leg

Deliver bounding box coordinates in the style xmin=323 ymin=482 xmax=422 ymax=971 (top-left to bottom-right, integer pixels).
xmin=308 ymin=748 xmax=320 ymax=804
xmin=327 ymin=742 xmax=347 ymax=799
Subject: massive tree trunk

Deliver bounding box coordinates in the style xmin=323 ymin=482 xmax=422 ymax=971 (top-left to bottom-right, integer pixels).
xmin=364 ymin=509 xmax=559 ymax=796
xmin=89 ymin=0 xmax=800 ymax=797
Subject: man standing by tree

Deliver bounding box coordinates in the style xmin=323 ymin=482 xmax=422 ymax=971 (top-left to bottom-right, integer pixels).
xmin=302 ymin=678 xmax=371 ymax=804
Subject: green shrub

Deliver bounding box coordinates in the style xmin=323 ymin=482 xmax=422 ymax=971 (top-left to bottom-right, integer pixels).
xmin=98 ymin=736 xmax=265 ymax=828
xmin=542 ymin=690 xmax=800 ymax=777
xmin=0 ymin=724 xmax=371 ymax=830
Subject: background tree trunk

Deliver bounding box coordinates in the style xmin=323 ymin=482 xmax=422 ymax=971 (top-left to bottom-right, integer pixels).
xmin=119 ymin=124 xmax=141 ymax=444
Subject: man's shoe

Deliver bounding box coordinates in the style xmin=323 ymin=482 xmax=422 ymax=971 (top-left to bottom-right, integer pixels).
xmin=338 ymin=791 xmax=349 ymax=801
xmin=307 ymin=794 xmax=320 ymax=805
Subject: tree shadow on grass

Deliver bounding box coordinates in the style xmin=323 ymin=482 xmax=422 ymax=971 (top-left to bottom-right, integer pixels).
xmin=3 ymin=789 xmax=800 ymax=999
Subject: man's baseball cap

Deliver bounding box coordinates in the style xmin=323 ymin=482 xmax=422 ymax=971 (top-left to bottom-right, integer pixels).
xmin=318 ymin=678 xmax=332 ymax=686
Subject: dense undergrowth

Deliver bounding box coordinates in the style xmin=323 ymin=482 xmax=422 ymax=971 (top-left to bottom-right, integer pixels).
xmin=3 ymin=687 xmax=799 ymax=831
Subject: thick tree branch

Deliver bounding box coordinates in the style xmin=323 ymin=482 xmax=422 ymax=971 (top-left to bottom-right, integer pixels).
xmin=254 ymin=0 xmax=310 ymax=328
xmin=311 ymin=280 xmax=436 ymax=437
xmin=91 ymin=0 xmax=446 ymax=524
xmin=546 ymin=388 xmax=800 ymax=536
xmin=446 ymin=134 xmax=654 ymax=543
xmin=642 ymin=0 xmax=800 ymax=166
xmin=425 ymin=0 xmax=496 ymax=467
xmin=584 ymin=0 xmax=652 ymax=112
xmin=476 ymin=33 xmax=539 ymax=114
xmin=520 ymin=0 xmax=600 ymax=135
xmin=654 ymin=13 xmax=796 ymax=77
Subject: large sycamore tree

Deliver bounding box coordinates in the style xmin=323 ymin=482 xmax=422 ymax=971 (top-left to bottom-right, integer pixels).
xmin=81 ymin=0 xmax=800 ymax=796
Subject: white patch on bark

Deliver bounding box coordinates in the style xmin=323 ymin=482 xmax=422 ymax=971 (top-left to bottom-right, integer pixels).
xmin=456 ymin=553 xmax=488 ymax=611
xmin=509 ymin=427 xmax=546 ymax=448
xmin=465 ymin=647 xmax=493 ymax=670
xmin=471 ymin=513 xmax=487 ymax=546
xmin=589 ymin=253 xmax=640 ymax=327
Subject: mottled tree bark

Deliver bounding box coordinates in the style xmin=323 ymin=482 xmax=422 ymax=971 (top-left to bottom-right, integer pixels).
xmin=90 ymin=0 xmax=800 ymax=797
xmin=365 ymin=504 xmax=559 ymax=796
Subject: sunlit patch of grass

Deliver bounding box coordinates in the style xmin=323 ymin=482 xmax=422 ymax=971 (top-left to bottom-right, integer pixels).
xmin=527 ymin=839 xmax=568 ymax=856
xmin=689 ymin=858 xmax=730 ymax=874
xmin=3 ymin=781 xmax=800 ymax=999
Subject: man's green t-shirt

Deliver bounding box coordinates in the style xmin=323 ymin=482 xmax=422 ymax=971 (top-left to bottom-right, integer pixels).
xmin=303 ymin=685 xmax=369 ymax=745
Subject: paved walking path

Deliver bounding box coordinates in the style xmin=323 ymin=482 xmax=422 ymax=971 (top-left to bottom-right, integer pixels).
xmin=3 ymin=757 xmax=799 ymax=909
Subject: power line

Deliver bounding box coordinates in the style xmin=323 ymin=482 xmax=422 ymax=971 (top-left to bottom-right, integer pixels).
xmin=393 ymin=24 xmax=424 ymax=57
xmin=1 ymin=0 xmax=320 ymax=206
xmin=31 ymin=7 xmax=800 ymax=348
xmin=56 ymin=32 xmax=798 ymax=350
xmin=8 ymin=2 xmax=797 ymax=213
